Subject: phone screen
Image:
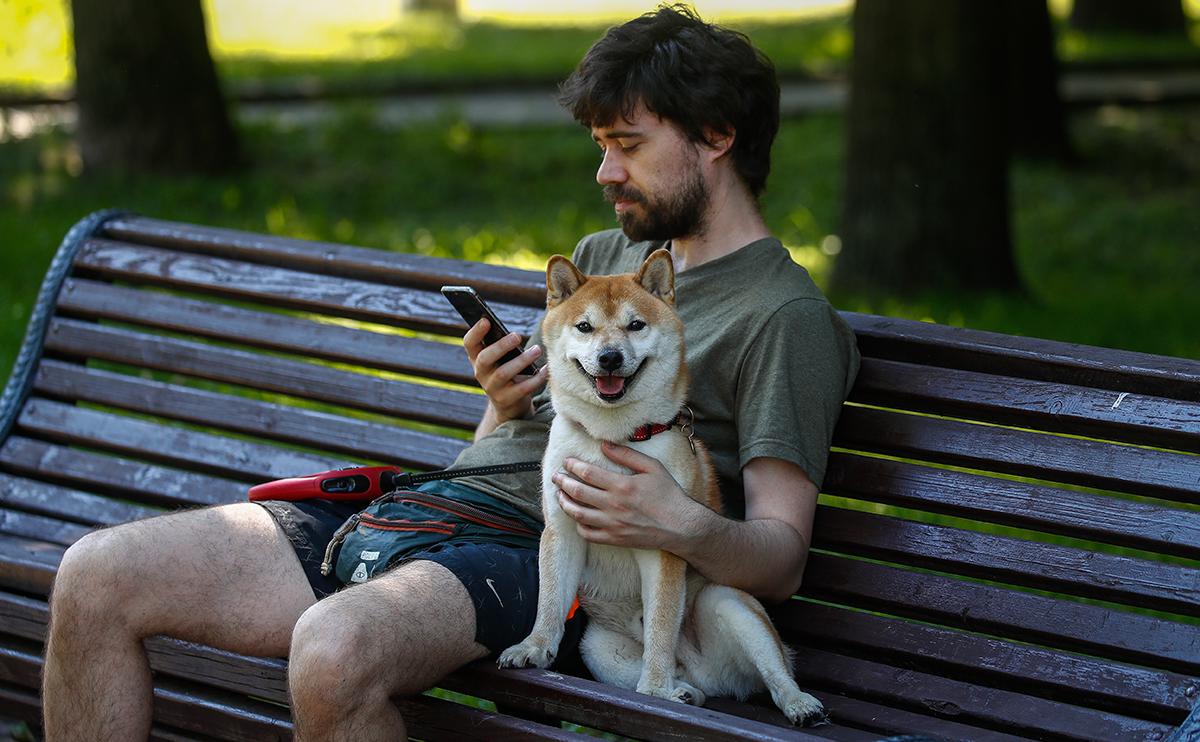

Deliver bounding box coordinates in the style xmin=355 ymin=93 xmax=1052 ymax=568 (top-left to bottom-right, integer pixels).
xmin=441 ymin=286 xmax=537 ymax=375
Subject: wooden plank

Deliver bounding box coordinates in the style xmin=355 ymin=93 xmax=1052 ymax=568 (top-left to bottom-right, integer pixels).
xmin=101 ymin=215 xmax=548 ymax=307
xmin=799 ymin=553 xmax=1200 ymax=675
xmin=58 ymin=278 xmax=476 ymax=385
xmin=73 ymin=239 xmax=542 ymax=337
xmin=844 ymin=312 xmax=1200 ymax=403
xmin=33 ymin=360 xmax=466 ymax=470
xmin=0 ymin=535 xmax=62 ymax=595
xmin=773 ymin=600 xmax=1198 ymax=722
xmin=824 ymin=453 xmax=1200 ymax=561
xmin=442 ymin=664 xmax=832 ymax=742
xmin=813 ymin=506 xmax=1200 ymax=616
xmin=852 ymin=358 xmax=1200 ymax=453
xmin=705 ymin=692 xmax=1019 ymax=742
xmin=397 ymin=694 xmax=589 ymax=741
xmin=833 ymin=405 xmax=1200 ymax=504
xmin=0 ymin=471 xmax=160 ymax=527
xmin=789 ymin=645 xmax=1176 ymax=741
xmin=44 ymin=318 xmax=487 ymax=430
xmin=1 ymin=436 xmax=246 ymax=508
xmin=18 ymin=398 xmax=342 ymax=484
xmin=0 ymin=507 xmax=91 ymax=547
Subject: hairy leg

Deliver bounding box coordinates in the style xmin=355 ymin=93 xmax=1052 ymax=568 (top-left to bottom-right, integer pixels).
xmin=43 ymin=503 xmax=316 ymax=741
xmin=287 ymin=558 xmax=488 ymax=742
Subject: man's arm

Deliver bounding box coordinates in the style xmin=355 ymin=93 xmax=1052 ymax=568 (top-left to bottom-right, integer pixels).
xmin=552 ymin=444 xmax=817 ymax=603
xmin=463 ymin=318 xmax=548 ymax=441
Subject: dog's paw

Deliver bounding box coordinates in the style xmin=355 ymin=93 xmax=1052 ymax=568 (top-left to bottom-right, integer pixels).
xmin=779 ymin=690 xmax=828 ymax=727
xmin=497 ymin=638 xmax=556 ymax=669
xmin=670 ymin=682 xmax=706 ymax=707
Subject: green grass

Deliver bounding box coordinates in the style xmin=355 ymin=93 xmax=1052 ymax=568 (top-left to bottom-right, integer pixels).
xmin=3 ymin=101 xmax=1199 ymax=383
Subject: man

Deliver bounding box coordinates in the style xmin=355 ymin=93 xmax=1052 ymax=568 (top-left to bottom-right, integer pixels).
xmin=42 ymin=5 xmax=859 ymax=740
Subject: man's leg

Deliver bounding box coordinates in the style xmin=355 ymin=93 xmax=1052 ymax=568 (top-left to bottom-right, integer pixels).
xmin=287 ymin=558 xmax=489 ymax=742
xmin=43 ymin=503 xmax=316 ymax=740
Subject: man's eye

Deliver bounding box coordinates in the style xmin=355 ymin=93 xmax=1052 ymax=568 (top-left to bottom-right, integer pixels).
xmin=628 ymin=320 xmax=646 ymax=331
xmin=575 ymin=321 xmax=594 ymax=333
xmin=621 ymin=143 xmax=640 ymax=154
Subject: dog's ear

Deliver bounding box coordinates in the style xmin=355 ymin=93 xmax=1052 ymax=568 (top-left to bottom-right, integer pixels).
xmin=636 ymin=248 xmax=676 ymax=305
xmin=546 ymin=255 xmax=587 ymax=307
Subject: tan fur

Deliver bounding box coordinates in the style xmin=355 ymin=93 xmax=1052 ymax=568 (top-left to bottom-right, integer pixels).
xmin=498 ymin=251 xmax=826 ymax=725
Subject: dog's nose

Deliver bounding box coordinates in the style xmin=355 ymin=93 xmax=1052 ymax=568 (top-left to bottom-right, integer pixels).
xmin=598 ymin=349 xmax=624 ymax=372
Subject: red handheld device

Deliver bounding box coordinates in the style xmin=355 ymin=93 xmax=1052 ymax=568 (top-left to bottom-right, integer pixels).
xmin=248 ymin=466 xmax=407 ymax=502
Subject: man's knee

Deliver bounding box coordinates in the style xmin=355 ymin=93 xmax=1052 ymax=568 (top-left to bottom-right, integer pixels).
xmin=288 ymin=598 xmax=389 ymax=711
xmin=51 ymin=527 xmax=134 ymax=627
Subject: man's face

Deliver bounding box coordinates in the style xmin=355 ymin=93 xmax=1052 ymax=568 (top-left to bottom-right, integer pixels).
xmin=591 ymin=105 xmax=709 ymax=242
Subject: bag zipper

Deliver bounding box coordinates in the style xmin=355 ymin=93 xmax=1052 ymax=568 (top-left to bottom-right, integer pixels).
xmin=394 ymin=491 xmax=538 ymax=538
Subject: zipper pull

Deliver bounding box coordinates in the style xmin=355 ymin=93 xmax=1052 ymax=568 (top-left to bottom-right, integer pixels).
xmin=320 ymin=513 xmax=362 ymax=576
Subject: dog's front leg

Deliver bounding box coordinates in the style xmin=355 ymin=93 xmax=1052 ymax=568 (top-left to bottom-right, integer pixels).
xmin=633 ymin=549 xmax=688 ymax=701
xmin=498 ymin=491 xmax=586 ymax=669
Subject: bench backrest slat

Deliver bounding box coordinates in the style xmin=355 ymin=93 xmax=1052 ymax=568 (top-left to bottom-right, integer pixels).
xmin=43 ymin=319 xmax=488 ymax=430
xmin=0 ymin=472 xmax=159 ymax=526
xmin=836 ymin=405 xmax=1200 ymax=502
xmin=800 ymin=553 xmax=1200 ymax=674
xmin=33 ymin=361 xmax=467 ymax=470
xmin=825 ymin=452 xmax=1200 ymax=560
xmin=59 ymin=279 xmax=476 ymax=385
xmin=75 ymin=240 xmax=541 ymax=337
xmin=103 ymin=216 xmax=549 ymax=307
xmin=855 ymin=358 xmax=1200 ymax=453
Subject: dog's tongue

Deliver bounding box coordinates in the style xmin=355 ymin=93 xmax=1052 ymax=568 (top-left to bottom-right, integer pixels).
xmin=596 ymin=375 xmax=626 ymax=396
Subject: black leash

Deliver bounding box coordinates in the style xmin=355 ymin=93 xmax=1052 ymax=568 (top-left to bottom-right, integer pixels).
xmin=384 ymin=461 xmax=542 ymax=490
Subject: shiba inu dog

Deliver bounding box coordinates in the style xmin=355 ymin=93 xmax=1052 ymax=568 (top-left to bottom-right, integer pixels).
xmin=498 ymin=249 xmax=827 ymax=726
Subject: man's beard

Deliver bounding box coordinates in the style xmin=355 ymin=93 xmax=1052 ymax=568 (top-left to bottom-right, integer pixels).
xmin=604 ymin=166 xmax=708 ymax=242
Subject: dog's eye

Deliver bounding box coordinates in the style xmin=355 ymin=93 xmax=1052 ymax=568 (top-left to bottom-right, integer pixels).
xmin=627 ymin=320 xmax=646 ymax=331
xmin=575 ymin=321 xmax=593 ymax=333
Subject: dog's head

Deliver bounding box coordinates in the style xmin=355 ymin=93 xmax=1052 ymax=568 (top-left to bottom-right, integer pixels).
xmin=541 ymin=249 xmax=686 ymax=418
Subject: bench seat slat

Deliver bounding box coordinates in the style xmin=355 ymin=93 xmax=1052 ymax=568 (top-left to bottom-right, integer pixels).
xmin=0 ymin=472 xmax=159 ymax=526
xmin=102 ymin=215 xmax=549 ymax=307
xmin=18 ymin=398 xmax=340 ymax=484
xmin=777 ymin=601 xmax=1196 ymax=721
xmin=1 ymin=436 xmax=245 ymax=508
xmin=846 ymin=313 xmax=1200 ymax=402
xmin=853 ymin=358 xmax=1200 ymax=453
xmin=824 ymin=453 xmax=1200 ymax=560
xmin=59 ymin=278 xmax=477 ymax=385
xmin=814 ymin=506 xmax=1200 ymax=616
xmin=791 ymin=644 xmax=1175 ymax=741
xmin=44 ymin=318 xmax=487 ymax=430
xmin=835 ymin=405 xmax=1200 ymax=503
xmin=800 ymin=553 xmax=1200 ymax=674
xmin=33 ymin=361 xmax=466 ymax=470
xmin=75 ymin=239 xmax=542 ymax=337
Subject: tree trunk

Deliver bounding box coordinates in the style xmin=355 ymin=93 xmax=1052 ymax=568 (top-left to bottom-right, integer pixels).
xmin=1005 ymin=0 xmax=1072 ymax=162
xmin=1070 ymin=0 xmax=1188 ymax=35
xmin=70 ymin=0 xmax=240 ymax=174
xmin=833 ymin=0 xmax=1020 ymax=297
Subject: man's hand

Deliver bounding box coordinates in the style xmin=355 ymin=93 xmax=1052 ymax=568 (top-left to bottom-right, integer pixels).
xmin=464 ymin=318 xmax=548 ymax=436
xmin=552 ymin=441 xmax=699 ymax=551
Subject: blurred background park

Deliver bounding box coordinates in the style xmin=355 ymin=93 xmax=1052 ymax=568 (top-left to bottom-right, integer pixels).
xmin=2 ymin=0 xmax=1199 ymax=383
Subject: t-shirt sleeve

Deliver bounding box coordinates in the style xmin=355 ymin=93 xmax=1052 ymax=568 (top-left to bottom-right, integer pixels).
xmin=734 ymin=298 xmax=858 ymax=488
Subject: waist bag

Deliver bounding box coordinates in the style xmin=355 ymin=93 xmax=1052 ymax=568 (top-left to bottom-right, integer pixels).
xmin=322 ymin=483 xmax=541 ymax=585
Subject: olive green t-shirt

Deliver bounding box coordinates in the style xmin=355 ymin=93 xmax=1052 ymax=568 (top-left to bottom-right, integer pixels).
xmin=451 ymin=229 xmax=860 ymax=521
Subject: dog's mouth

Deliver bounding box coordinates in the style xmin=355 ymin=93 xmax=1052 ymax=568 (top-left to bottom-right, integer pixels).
xmin=575 ymin=359 xmax=647 ymax=402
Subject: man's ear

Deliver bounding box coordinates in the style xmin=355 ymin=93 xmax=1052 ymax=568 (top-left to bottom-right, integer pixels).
xmin=703 ymin=126 xmax=735 ymax=162
xmin=636 ymin=248 xmax=675 ymax=305
xmin=546 ymin=255 xmax=587 ymax=307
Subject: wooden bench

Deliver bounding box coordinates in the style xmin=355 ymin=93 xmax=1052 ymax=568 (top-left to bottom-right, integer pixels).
xmin=2 ymin=210 xmax=1200 ymax=741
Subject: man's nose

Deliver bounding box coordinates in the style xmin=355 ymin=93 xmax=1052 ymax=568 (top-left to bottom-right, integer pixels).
xmin=596 ymin=149 xmax=627 ymax=186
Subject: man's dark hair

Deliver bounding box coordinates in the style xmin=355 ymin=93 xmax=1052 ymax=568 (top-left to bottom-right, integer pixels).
xmin=559 ymin=4 xmax=780 ymax=198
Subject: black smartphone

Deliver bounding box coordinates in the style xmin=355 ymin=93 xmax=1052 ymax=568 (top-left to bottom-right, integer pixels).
xmin=441 ymin=285 xmax=538 ymax=376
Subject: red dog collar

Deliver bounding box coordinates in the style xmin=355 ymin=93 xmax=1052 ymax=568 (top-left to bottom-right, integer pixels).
xmin=628 ymin=407 xmax=697 ymax=453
